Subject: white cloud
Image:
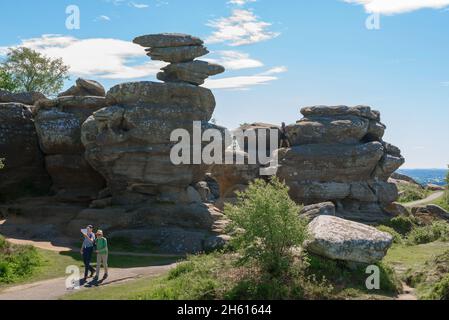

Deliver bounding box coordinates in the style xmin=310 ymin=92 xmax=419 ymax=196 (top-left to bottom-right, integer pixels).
xmin=441 ymin=81 xmax=449 ymax=87
xmin=204 ymin=50 xmax=263 ymax=70
xmin=129 ymin=2 xmax=149 ymax=8
xmin=96 ymin=15 xmax=111 ymax=21
xmin=343 ymin=0 xmax=449 ymax=14
xmin=206 ymin=9 xmax=280 ymax=46
xmin=0 ymin=34 xmax=164 ymax=80
xmin=228 ymin=0 xmax=257 ymax=6
xmin=204 ymin=66 xmax=287 ymax=90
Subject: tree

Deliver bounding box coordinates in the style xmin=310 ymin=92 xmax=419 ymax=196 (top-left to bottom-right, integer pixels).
xmin=2 ymin=47 xmax=69 ymax=96
xmin=225 ymin=178 xmax=308 ymax=277
xmin=0 ymin=69 xmax=18 ymax=91
xmin=0 ymin=158 xmax=4 ymax=170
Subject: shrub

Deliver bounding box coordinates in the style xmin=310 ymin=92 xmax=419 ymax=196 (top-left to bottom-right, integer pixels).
xmin=0 ymin=235 xmax=42 ymax=284
xmin=225 ymin=178 xmax=308 ymax=277
xmin=397 ymin=184 xmax=428 ymax=203
xmin=426 ymin=275 xmax=449 ymax=300
xmin=384 ymin=216 xmax=417 ymax=236
xmin=377 ymin=226 xmax=403 ymax=244
xmin=406 ymin=222 xmax=449 ymax=245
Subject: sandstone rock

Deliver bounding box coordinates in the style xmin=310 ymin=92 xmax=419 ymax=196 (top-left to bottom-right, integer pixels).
xmin=374 ymin=155 xmax=406 ymax=180
xmin=0 ymin=103 xmax=51 ymax=199
xmin=204 ymin=234 xmax=231 ymax=252
xmin=157 ymin=60 xmax=224 ymax=85
xmin=300 ymin=202 xmax=336 ymax=221
xmin=133 ymin=33 xmax=203 ymax=48
xmin=383 ymin=202 xmax=410 ymax=217
xmin=425 ymin=205 xmax=449 ymax=220
xmin=0 ymin=90 xmax=46 ymax=105
xmin=426 ymin=184 xmax=445 ymax=191
xmin=301 ymin=105 xmax=380 ymax=121
xmin=287 ymin=115 xmax=369 ymax=145
xmin=147 ymin=45 xmax=209 ymax=63
xmin=278 ymin=142 xmax=384 ymax=182
xmin=58 ymin=78 xmax=106 ymax=97
xmin=306 ymin=216 xmax=393 ymax=263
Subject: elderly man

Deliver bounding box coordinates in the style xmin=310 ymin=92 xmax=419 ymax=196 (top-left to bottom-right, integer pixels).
xmin=80 ymin=225 xmax=96 ymax=283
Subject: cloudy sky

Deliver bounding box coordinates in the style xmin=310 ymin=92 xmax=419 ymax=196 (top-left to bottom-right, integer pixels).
xmin=0 ymin=0 xmax=448 ymax=168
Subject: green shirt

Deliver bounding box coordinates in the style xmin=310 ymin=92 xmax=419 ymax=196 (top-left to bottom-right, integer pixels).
xmin=96 ymin=237 xmax=108 ymax=255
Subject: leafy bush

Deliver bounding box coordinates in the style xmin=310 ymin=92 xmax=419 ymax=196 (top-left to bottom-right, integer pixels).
xmin=384 ymin=216 xmax=417 ymax=236
xmin=397 ymin=184 xmax=428 ymax=203
xmin=406 ymin=222 xmax=449 ymax=245
xmin=0 ymin=158 xmax=4 ymax=170
xmin=0 ymin=69 xmax=17 ymax=91
xmin=425 ymin=275 xmax=449 ymax=300
xmin=377 ymin=226 xmax=403 ymax=244
xmin=225 ymin=178 xmax=309 ymax=277
xmin=0 ymin=235 xmax=42 ymax=284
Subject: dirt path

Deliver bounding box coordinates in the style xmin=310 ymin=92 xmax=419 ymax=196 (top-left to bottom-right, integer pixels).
xmin=5 ymin=238 xmax=181 ymax=258
xmin=403 ymin=191 xmax=445 ymax=208
xmin=0 ymin=264 xmax=176 ymax=300
xmin=396 ymin=282 xmax=418 ymax=301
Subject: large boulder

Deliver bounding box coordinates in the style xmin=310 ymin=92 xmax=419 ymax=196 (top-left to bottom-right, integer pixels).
xmin=58 ymin=78 xmax=106 ymax=97
xmin=0 ymin=90 xmax=46 ymax=105
xmin=157 ymin=61 xmax=225 ymax=86
xmin=306 ymin=216 xmax=393 ymax=264
xmin=0 ymin=103 xmax=51 ymax=200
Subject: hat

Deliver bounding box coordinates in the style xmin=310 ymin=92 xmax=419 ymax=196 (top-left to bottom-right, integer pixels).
xmin=96 ymin=230 xmax=103 ymax=236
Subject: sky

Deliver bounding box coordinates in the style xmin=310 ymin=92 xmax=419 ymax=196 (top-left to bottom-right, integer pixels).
xmin=0 ymin=0 xmax=448 ymax=169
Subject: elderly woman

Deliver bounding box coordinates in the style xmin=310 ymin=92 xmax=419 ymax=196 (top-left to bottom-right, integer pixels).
xmin=94 ymin=229 xmax=109 ymax=282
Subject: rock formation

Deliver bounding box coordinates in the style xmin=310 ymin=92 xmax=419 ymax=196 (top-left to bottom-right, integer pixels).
xmin=306 ymin=215 xmax=393 ymax=264
xmin=79 ymin=34 xmax=228 ymax=253
xmin=34 ymin=79 xmax=107 ymax=202
xmin=278 ymin=106 xmax=405 ymax=223
xmin=0 ymin=103 xmax=51 ymax=200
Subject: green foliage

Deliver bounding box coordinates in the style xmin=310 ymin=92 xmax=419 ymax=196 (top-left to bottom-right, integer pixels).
xmin=0 ymin=69 xmax=17 ymax=91
xmin=225 ymin=178 xmax=308 ymax=277
xmin=397 ymin=183 xmax=429 ymax=203
xmin=425 ymin=275 xmax=449 ymax=300
xmin=377 ymin=225 xmax=403 ymax=244
xmin=0 ymin=235 xmax=42 ymax=284
xmin=406 ymin=222 xmax=449 ymax=245
xmin=446 ymin=165 xmax=449 ymax=185
xmin=0 ymin=158 xmax=4 ymax=170
xmin=1 ymin=47 xmax=69 ymax=96
xmin=384 ymin=216 xmax=418 ymax=236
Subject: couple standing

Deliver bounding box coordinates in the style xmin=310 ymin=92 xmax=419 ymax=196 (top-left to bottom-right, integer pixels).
xmin=81 ymin=225 xmax=109 ymax=283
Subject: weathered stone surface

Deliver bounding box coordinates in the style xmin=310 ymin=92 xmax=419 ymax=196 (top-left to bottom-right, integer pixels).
xmin=426 ymin=184 xmax=445 ymax=191
xmin=133 ymin=33 xmax=203 ymax=48
xmin=306 ymin=216 xmax=393 ymax=263
xmin=278 ymin=142 xmax=384 ymax=182
xmin=157 ymin=60 xmax=225 ymax=85
xmin=383 ymin=202 xmax=410 ymax=217
xmin=0 ymin=103 xmax=51 ymax=199
xmin=58 ymin=78 xmax=106 ymax=97
xmin=301 ymin=105 xmax=380 ymax=121
xmin=425 ymin=205 xmax=449 ymax=219
xmin=300 ymin=202 xmax=336 ymax=221
xmin=391 ymin=172 xmax=420 ymax=186
xmin=147 ymin=45 xmax=209 ymax=63
xmin=374 ymin=154 xmax=406 ymax=180
xmin=0 ymin=90 xmax=46 ymax=105
xmin=287 ymin=115 xmax=369 ymax=145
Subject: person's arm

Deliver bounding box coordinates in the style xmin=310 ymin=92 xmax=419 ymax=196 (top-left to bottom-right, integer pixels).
xmin=83 ymin=233 xmax=95 ymax=243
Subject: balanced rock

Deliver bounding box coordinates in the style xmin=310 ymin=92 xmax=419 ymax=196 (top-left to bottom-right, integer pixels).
xmin=157 ymin=61 xmax=225 ymax=85
xmin=306 ymin=216 xmax=393 ymax=264
xmin=146 ymin=45 xmax=209 ymax=63
xmin=0 ymin=103 xmax=51 ymax=200
xmin=58 ymin=78 xmax=106 ymax=97
xmin=278 ymin=105 xmax=405 ymax=223
xmin=133 ymin=33 xmax=203 ymax=48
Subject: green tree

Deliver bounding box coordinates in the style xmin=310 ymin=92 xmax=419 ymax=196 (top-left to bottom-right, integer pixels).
xmin=225 ymin=177 xmax=308 ymax=277
xmin=2 ymin=47 xmax=69 ymax=96
xmin=0 ymin=158 xmax=4 ymax=170
xmin=0 ymin=69 xmax=18 ymax=91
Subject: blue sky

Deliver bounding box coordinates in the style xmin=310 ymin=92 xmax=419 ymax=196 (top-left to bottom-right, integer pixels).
xmin=0 ymin=0 xmax=448 ymax=168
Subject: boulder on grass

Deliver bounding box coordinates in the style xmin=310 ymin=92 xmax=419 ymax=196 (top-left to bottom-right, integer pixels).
xmin=306 ymin=216 xmax=393 ymax=264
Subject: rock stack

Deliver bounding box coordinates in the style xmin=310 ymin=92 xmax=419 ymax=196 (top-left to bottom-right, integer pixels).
xmin=0 ymin=103 xmax=51 ymax=200
xmin=34 ymin=78 xmax=107 ymax=202
xmin=133 ymin=33 xmax=224 ymax=86
xmin=80 ymin=34 xmax=228 ymax=253
xmin=277 ymin=106 xmax=405 ymax=224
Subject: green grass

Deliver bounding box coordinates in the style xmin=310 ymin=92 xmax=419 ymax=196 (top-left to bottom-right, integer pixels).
xmin=434 ymin=191 xmax=449 ymax=211
xmin=397 ymin=184 xmax=430 ymax=203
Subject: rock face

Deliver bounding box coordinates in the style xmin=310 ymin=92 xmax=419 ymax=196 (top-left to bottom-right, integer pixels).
xmin=34 ymin=80 xmax=107 ymax=201
xmin=278 ymin=106 xmax=405 ymax=223
xmin=0 ymin=103 xmax=51 ymax=200
xmin=80 ymin=34 xmax=228 ymax=253
xmin=0 ymin=90 xmax=46 ymax=106
xmin=134 ymin=33 xmax=224 ymax=85
xmin=306 ymin=216 xmax=393 ymax=264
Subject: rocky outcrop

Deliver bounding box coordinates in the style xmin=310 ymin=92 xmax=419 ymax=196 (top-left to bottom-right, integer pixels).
xmin=0 ymin=90 xmax=46 ymax=106
xmin=0 ymin=103 xmax=51 ymax=200
xmin=34 ymin=79 xmax=107 ymax=201
xmin=278 ymin=106 xmax=405 ymax=223
xmin=306 ymin=216 xmax=393 ymax=264
xmin=300 ymin=202 xmax=336 ymax=221
xmin=79 ymin=34 xmax=228 ymax=253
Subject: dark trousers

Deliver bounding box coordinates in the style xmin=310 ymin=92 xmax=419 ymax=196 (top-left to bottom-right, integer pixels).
xmin=82 ymin=246 xmax=96 ymax=278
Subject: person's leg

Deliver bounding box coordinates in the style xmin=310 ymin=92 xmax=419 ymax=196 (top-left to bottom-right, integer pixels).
xmin=82 ymin=250 xmax=89 ymax=279
xmin=85 ymin=247 xmax=95 ymax=277
xmin=103 ymin=254 xmax=108 ymax=277
xmin=95 ymin=253 xmax=102 ymax=279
